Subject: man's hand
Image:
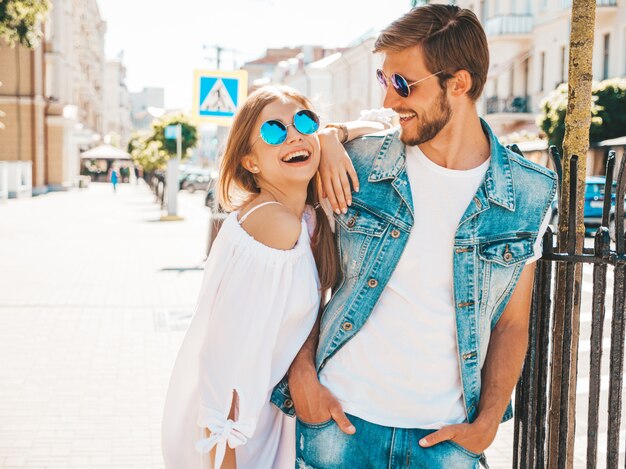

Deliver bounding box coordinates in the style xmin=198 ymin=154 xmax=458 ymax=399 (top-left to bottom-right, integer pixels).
xmin=288 ymin=362 xmax=356 ymax=435
xmin=418 ymin=419 xmax=498 ymax=455
xmin=318 ymin=127 xmax=359 ymax=215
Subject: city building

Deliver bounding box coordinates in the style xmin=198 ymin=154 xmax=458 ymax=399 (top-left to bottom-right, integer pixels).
xmin=103 ymin=57 xmax=132 ymax=150
xmin=242 ymin=46 xmax=337 ymax=91
xmin=129 ymin=87 xmax=165 ymax=131
xmin=0 ymin=0 xmax=106 ymax=194
xmin=244 ymin=37 xmax=383 ymax=124
xmin=454 ymin=0 xmax=626 ymax=140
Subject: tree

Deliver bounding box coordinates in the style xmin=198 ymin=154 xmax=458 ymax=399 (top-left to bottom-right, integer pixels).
xmin=538 ymin=78 xmax=626 ymax=150
xmin=546 ymin=1 xmax=596 ymax=468
xmin=0 ymin=0 xmax=51 ymax=48
xmin=128 ymin=131 xmax=167 ymax=174
xmin=0 ymin=82 xmax=5 ymax=129
xmin=128 ymin=115 xmax=199 ymax=174
xmin=148 ymin=114 xmax=198 ymax=160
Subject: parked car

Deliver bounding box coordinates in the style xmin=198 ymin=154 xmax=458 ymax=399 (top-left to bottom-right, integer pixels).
xmin=182 ymin=172 xmax=213 ymax=193
xmin=548 ymin=176 xmax=624 ymax=241
xmin=584 ymin=176 xmax=624 ymax=241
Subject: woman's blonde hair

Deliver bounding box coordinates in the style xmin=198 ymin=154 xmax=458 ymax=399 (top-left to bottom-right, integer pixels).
xmin=218 ymin=85 xmax=339 ymax=291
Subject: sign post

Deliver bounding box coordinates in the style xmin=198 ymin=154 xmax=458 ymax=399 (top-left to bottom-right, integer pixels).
xmin=164 ymin=124 xmax=182 ymax=219
xmin=192 ymin=70 xmax=247 ymax=253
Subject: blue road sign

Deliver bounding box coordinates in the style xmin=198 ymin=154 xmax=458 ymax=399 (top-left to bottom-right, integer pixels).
xmin=164 ymin=125 xmax=179 ymax=140
xmin=193 ymin=70 xmax=248 ymax=126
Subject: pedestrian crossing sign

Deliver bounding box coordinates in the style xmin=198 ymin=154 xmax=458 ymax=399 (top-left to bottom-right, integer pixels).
xmin=193 ymin=70 xmax=248 ymax=126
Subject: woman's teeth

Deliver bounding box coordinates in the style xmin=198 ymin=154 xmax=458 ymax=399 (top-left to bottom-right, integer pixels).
xmin=281 ymin=150 xmax=311 ymax=163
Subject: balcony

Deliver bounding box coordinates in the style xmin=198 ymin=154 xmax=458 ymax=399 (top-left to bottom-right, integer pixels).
xmin=486 ymin=96 xmax=531 ymax=114
xmin=561 ymin=0 xmax=617 ymax=7
xmin=485 ymin=14 xmax=534 ymax=38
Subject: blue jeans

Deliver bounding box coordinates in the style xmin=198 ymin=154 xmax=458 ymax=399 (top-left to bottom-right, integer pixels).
xmin=295 ymin=414 xmax=487 ymax=469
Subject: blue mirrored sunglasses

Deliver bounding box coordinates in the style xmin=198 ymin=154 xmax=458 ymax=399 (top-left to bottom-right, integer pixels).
xmin=256 ymin=109 xmax=320 ymax=146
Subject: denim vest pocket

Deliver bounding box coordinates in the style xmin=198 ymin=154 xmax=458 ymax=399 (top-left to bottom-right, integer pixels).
xmin=336 ymin=207 xmax=388 ymax=280
xmin=477 ymin=236 xmax=535 ymax=267
xmin=477 ymin=236 xmax=535 ymax=327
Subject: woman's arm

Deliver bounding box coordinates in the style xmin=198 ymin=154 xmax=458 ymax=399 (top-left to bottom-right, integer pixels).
xmin=205 ymin=397 xmax=237 ymax=469
xmin=318 ymin=120 xmax=390 ymax=214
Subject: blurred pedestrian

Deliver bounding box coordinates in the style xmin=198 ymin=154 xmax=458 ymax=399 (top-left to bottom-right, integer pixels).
xmin=110 ymin=167 xmax=119 ymax=193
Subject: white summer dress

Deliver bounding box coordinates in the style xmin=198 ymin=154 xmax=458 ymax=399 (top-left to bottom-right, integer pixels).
xmin=162 ymin=202 xmax=320 ymax=469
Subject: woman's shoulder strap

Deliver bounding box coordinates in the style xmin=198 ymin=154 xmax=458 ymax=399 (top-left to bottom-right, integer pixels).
xmin=237 ymin=201 xmax=283 ymax=225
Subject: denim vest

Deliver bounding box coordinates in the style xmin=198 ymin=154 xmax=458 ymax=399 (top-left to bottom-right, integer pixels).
xmin=271 ymin=119 xmax=557 ymax=425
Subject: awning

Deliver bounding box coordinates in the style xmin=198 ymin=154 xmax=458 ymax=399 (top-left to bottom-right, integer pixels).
xmin=80 ymin=144 xmax=131 ymax=160
xmin=596 ymin=136 xmax=626 ymax=148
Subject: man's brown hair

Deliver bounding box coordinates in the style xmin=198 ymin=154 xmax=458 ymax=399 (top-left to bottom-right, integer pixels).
xmin=374 ymin=4 xmax=489 ymax=101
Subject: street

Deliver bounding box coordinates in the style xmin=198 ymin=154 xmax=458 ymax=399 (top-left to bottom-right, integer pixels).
xmin=0 ymin=182 xmax=622 ymax=468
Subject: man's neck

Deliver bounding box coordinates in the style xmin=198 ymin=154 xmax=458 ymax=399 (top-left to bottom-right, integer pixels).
xmin=416 ymin=110 xmax=491 ymax=171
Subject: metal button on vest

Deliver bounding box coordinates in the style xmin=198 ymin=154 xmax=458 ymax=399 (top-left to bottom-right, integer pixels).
xmin=391 ymin=229 xmax=400 ymax=238
xmin=347 ymin=217 xmax=356 ymax=228
xmin=368 ymin=278 xmax=378 ymax=288
xmin=284 ymin=399 xmax=294 ymax=408
xmin=503 ymin=252 xmax=514 ymax=262
xmin=342 ymin=322 xmax=353 ymax=331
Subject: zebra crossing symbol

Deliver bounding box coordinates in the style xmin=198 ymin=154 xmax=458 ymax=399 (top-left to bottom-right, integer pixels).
xmin=193 ymin=70 xmax=248 ymax=126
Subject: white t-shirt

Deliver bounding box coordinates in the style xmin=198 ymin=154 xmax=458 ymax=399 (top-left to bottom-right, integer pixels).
xmin=319 ymin=144 xmax=550 ymax=429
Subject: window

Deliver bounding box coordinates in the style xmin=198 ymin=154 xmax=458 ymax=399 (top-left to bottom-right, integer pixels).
xmin=560 ymin=46 xmax=567 ymax=84
xmin=539 ymin=52 xmax=546 ymax=91
xmin=525 ymin=0 xmax=533 ymax=13
xmin=603 ymin=33 xmax=610 ymax=80
xmin=523 ymin=57 xmax=530 ymax=97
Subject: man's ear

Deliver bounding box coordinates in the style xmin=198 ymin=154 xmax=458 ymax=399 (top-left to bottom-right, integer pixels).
xmin=242 ymin=154 xmax=260 ymax=174
xmin=448 ymin=70 xmax=473 ymax=98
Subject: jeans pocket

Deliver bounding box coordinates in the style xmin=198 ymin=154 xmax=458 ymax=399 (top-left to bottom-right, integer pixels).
xmin=296 ymin=417 xmax=335 ymax=429
xmin=445 ymin=440 xmax=481 ymax=459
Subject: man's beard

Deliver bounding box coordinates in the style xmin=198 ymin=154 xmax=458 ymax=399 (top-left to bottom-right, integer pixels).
xmin=400 ymin=91 xmax=452 ymax=146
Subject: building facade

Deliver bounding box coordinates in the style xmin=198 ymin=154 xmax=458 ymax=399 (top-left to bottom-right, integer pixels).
xmin=0 ymin=0 xmax=107 ymax=193
xmin=129 ymin=87 xmax=165 ymax=131
xmin=455 ymin=0 xmax=626 ymax=138
xmin=103 ymin=58 xmax=132 ymax=149
xmin=248 ymin=37 xmax=384 ymax=124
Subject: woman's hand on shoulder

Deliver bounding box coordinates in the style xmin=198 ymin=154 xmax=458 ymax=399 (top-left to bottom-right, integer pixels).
xmin=318 ymin=128 xmax=358 ymax=216
xmin=241 ymin=205 xmax=301 ymax=250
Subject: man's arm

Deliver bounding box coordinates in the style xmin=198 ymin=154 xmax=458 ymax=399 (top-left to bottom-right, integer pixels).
xmin=420 ymin=262 xmax=536 ymax=453
xmin=287 ymin=313 xmax=356 ymax=434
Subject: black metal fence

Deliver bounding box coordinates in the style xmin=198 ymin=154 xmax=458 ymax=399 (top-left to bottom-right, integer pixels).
xmin=513 ymin=148 xmax=626 ymax=468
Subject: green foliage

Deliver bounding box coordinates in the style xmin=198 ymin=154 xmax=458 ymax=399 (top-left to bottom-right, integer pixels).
xmin=410 ymin=0 xmax=429 ymax=6
xmin=128 ymin=115 xmax=199 ymax=172
xmin=0 ymin=0 xmax=51 ymax=48
xmin=149 ymin=114 xmax=198 ymax=159
xmin=128 ymin=131 xmax=166 ymax=173
xmin=538 ymin=78 xmax=626 ymax=150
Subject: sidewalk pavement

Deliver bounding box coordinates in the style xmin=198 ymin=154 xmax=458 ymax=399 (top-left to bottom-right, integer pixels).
xmin=0 ymin=181 xmax=515 ymax=468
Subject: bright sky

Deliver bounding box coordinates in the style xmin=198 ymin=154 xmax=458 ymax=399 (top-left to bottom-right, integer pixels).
xmin=98 ymin=0 xmax=414 ymax=110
